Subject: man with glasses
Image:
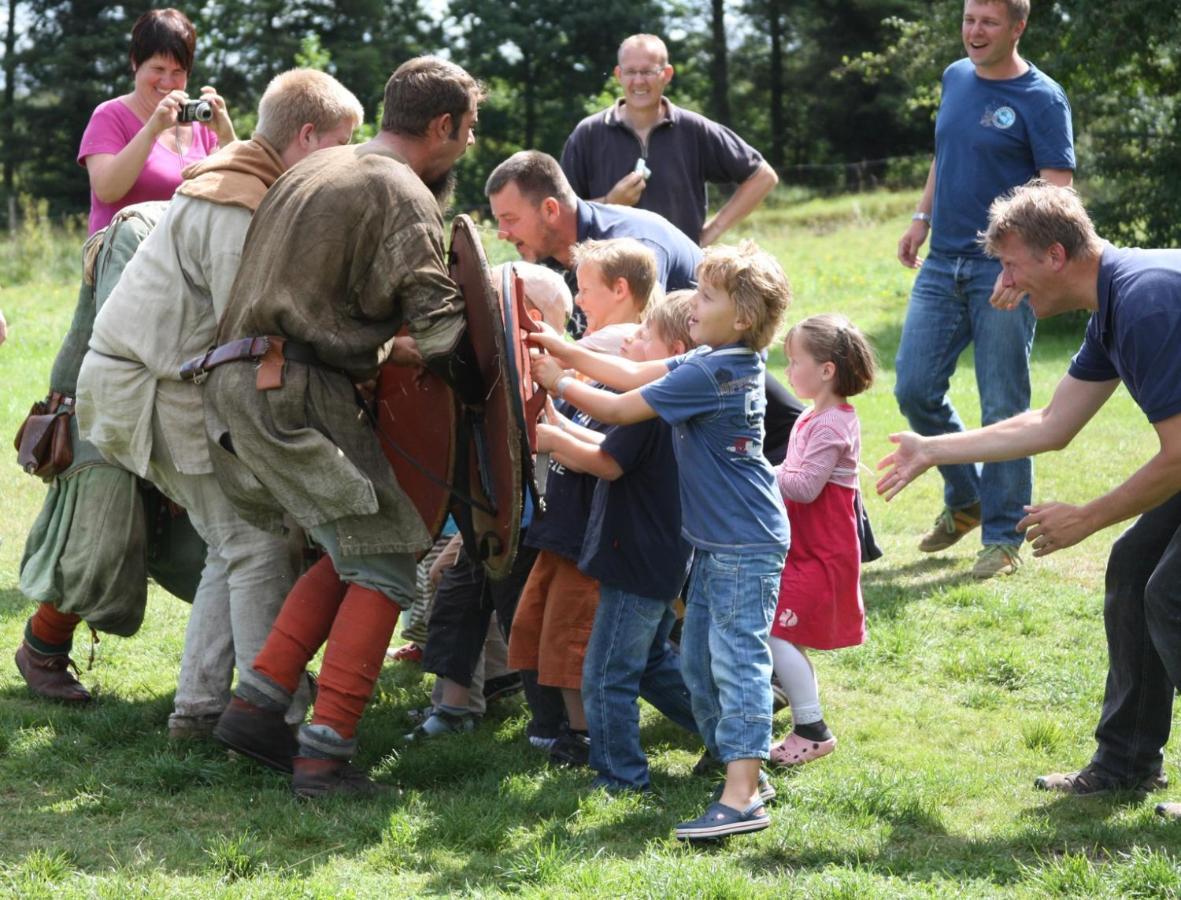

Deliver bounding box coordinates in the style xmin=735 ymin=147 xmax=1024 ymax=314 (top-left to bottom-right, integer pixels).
xmin=560 ymin=33 xmax=778 ymax=246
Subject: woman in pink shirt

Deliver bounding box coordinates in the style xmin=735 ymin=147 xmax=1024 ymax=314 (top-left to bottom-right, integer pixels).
xmin=78 ymin=8 xmax=235 ymax=234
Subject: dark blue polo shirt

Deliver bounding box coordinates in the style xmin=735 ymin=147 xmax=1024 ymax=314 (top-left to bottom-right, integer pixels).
xmin=553 ymin=199 xmax=702 ymax=338
xmin=575 ymin=199 xmax=701 ymax=292
xmin=1069 ymin=245 xmax=1181 ymax=424
xmin=561 ymin=99 xmax=764 ymax=244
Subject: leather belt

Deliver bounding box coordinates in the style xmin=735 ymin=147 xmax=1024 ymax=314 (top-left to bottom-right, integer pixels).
xmin=179 ymin=336 xmax=320 ymax=384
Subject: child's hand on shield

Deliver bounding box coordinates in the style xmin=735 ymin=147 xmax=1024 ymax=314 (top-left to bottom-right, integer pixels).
xmin=531 ymin=353 xmax=566 ymax=393
xmin=525 ymin=319 xmax=572 ymax=360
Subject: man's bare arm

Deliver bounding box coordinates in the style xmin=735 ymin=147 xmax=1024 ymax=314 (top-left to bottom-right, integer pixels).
xmin=897 ymin=159 xmax=936 ymax=269
xmin=700 ymin=161 xmax=779 ymax=247
xmin=877 ymin=374 xmax=1119 ymax=500
xmin=1021 ymin=412 xmax=1181 ymax=555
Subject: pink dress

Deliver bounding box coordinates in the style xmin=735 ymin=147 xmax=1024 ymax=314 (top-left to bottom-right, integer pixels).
xmin=77 ymin=98 xmax=219 ymax=234
xmin=771 ymin=404 xmax=866 ymax=650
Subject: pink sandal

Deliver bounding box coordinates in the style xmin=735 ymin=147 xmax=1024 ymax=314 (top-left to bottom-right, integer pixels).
xmin=769 ymin=731 xmax=837 ymax=767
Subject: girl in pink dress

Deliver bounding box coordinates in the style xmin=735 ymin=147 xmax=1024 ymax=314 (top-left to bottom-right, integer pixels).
xmin=769 ymin=314 xmax=876 ymax=767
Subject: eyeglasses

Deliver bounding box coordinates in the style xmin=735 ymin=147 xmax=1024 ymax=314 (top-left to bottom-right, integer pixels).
xmin=620 ymin=68 xmax=664 ymax=80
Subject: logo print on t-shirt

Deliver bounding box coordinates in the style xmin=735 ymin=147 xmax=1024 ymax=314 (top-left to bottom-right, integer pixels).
xmin=982 ymin=105 xmax=1017 ymax=129
xmin=778 ymin=609 xmax=798 ymax=628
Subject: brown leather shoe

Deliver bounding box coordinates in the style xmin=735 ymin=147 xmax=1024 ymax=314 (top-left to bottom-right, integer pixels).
xmin=214 ymin=697 xmax=297 ymax=773
xmin=918 ymin=502 xmax=982 ymax=553
xmin=291 ymin=757 xmax=388 ymax=799
xmin=14 ymin=641 xmax=91 ymax=704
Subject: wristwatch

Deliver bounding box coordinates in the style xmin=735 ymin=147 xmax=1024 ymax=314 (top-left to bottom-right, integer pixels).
xmin=912 ymin=212 xmax=932 ymax=224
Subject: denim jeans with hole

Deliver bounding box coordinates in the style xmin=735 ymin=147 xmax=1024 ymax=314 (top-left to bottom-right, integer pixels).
xmin=1090 ymin=491 xmax=1181 ymax=782
xmin=893 ymin=252 xmax=1035 ymax=545
xmin=582 ymin=586 xmax=698 ymax=791
xmin=680 ymin=549 xmax=785 ymax=764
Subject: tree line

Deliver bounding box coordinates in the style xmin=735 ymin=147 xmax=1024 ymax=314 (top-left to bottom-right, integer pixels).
xmin=2 ymin=1 xmax=1180 ymax=244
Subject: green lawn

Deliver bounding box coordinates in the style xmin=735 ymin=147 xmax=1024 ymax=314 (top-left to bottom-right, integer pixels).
xmin=1 ymin=193 xmax=1179 ymax=898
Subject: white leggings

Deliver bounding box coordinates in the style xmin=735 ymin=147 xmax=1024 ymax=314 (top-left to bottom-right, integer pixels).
xmin=769 ymin=636 xmax=823 ymax=726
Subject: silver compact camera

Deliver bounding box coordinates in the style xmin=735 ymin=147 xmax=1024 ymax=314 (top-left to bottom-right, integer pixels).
xmin=178 ymin=99 xmax=213 ymax=123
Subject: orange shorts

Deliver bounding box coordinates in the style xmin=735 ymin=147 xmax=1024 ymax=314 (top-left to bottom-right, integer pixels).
xmin=507 ymin=549 xmax=599 ymax=690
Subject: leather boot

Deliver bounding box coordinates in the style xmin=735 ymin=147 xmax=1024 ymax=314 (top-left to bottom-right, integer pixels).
xmin=14 ymin=641 xmax=91 ymax=704
xmin=291 ymin=756 xmax=387 ymax=799
xmin=214 ymin=696 xmax=297 ymax=773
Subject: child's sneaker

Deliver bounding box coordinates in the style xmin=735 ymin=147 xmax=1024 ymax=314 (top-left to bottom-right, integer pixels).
xmin=548 ymin=725 xmax=591 ymax=767
xmin=386 ymin=642 xmax=423 ymax=664
xmin=403 ymin=708 xmax=478 ymax=741
xmin=769 ymin=731 xmax=837 ymax=767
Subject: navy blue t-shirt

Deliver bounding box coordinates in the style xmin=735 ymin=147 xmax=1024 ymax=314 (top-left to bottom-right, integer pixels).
xmin=1068 ymin=246 xmax=1181 ymax=424
xmin=524 ymin=397 xmax=610 ymax=560
xmin=579 ymin=418 xmax=692 ymax=600
xmin=932 ymin=59 xmax=1075 ymax=257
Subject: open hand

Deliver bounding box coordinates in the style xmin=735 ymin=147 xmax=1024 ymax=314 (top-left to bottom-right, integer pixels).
xmin=535 ymin=421 xmax=561 ymax=453
xmin=876 ymin=431 xmax=933 ymax=500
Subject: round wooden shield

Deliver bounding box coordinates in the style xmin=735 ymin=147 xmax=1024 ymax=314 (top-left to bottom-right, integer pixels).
xmin=373 ymin=351 xmax=456 ymax=549
xmin=449 ymin=215 xmax=524 ymax=579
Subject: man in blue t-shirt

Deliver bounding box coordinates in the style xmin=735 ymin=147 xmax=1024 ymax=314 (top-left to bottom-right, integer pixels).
xmin=560 ymin=33 xmax=778 ymax=246
xmin=892 ymin=0 xmax=1075 ymax=579
xmin=879 ymin=182 xmax=1181 ymax=813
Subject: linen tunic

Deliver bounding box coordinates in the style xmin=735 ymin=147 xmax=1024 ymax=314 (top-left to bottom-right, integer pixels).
xmin=79 ymin=138 xmax=285 ymax=477
xmin=203 ymin=143 xmax=467 ymax=555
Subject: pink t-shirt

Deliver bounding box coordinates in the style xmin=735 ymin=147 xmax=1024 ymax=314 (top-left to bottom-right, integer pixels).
xmin=77 ymin=97 xmax=219 ymax=234
xmin=776 ymin=403 xmax=861 ymax=504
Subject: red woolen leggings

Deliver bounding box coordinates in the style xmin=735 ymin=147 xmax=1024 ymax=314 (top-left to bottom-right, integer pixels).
xmin=252 ymin=555 xmax=400 ymax=739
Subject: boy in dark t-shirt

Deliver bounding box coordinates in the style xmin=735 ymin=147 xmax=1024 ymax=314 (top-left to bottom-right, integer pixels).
xmin=507 ymin=237 xmax=658 ymax=766
xmin=537 ymin=292 xmax=699 ymax=792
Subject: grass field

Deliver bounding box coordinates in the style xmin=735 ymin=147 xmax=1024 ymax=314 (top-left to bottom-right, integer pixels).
xmin=2 ymin=193 xmax=1180 ymax=898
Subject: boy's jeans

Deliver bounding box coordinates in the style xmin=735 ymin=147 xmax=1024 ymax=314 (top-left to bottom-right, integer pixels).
xmin=680 ymin=548 xmax=785 ymax=764
xmin=893 ymin=252 xmax=1035 ymax=545
xmin=583 ymin=586 xmax=697 ymax=791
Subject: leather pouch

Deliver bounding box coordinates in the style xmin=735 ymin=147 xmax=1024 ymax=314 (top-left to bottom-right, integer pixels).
xmin=14 ymin=392 xmax=74 ymax=480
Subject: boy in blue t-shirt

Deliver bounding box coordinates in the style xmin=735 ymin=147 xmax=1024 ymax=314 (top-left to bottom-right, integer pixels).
xmin=530 ymin=241 xmax=791 ymax=841
xmin=536 ymin=292 xmax=700 ymax=793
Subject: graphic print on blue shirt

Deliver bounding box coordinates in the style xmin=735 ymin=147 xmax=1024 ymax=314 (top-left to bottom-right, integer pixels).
xmin=931 ymin=58 xmax=1075 ymax=257
xmin=640 ymin=345 xmax=788 ymax=554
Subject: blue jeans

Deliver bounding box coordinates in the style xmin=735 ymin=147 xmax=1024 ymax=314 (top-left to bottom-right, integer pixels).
xmin=582 ymin=586 xmax=697 ymax=791
xmin=894 ymin=252 xmax=1035 ymax=545
xmin=680 ymin=549 xmax=784 ymax=764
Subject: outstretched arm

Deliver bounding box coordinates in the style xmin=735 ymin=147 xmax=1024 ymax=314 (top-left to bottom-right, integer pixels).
xmin=536 ymin=423 xmax=623 ymax=479
xmin=527 ymin=321 xmax=669 ymax=390
xmin=876 ymin=374 xmax=1118 ymax=500
xmin=1021 ymin=411 xmax=1181 ymax=556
